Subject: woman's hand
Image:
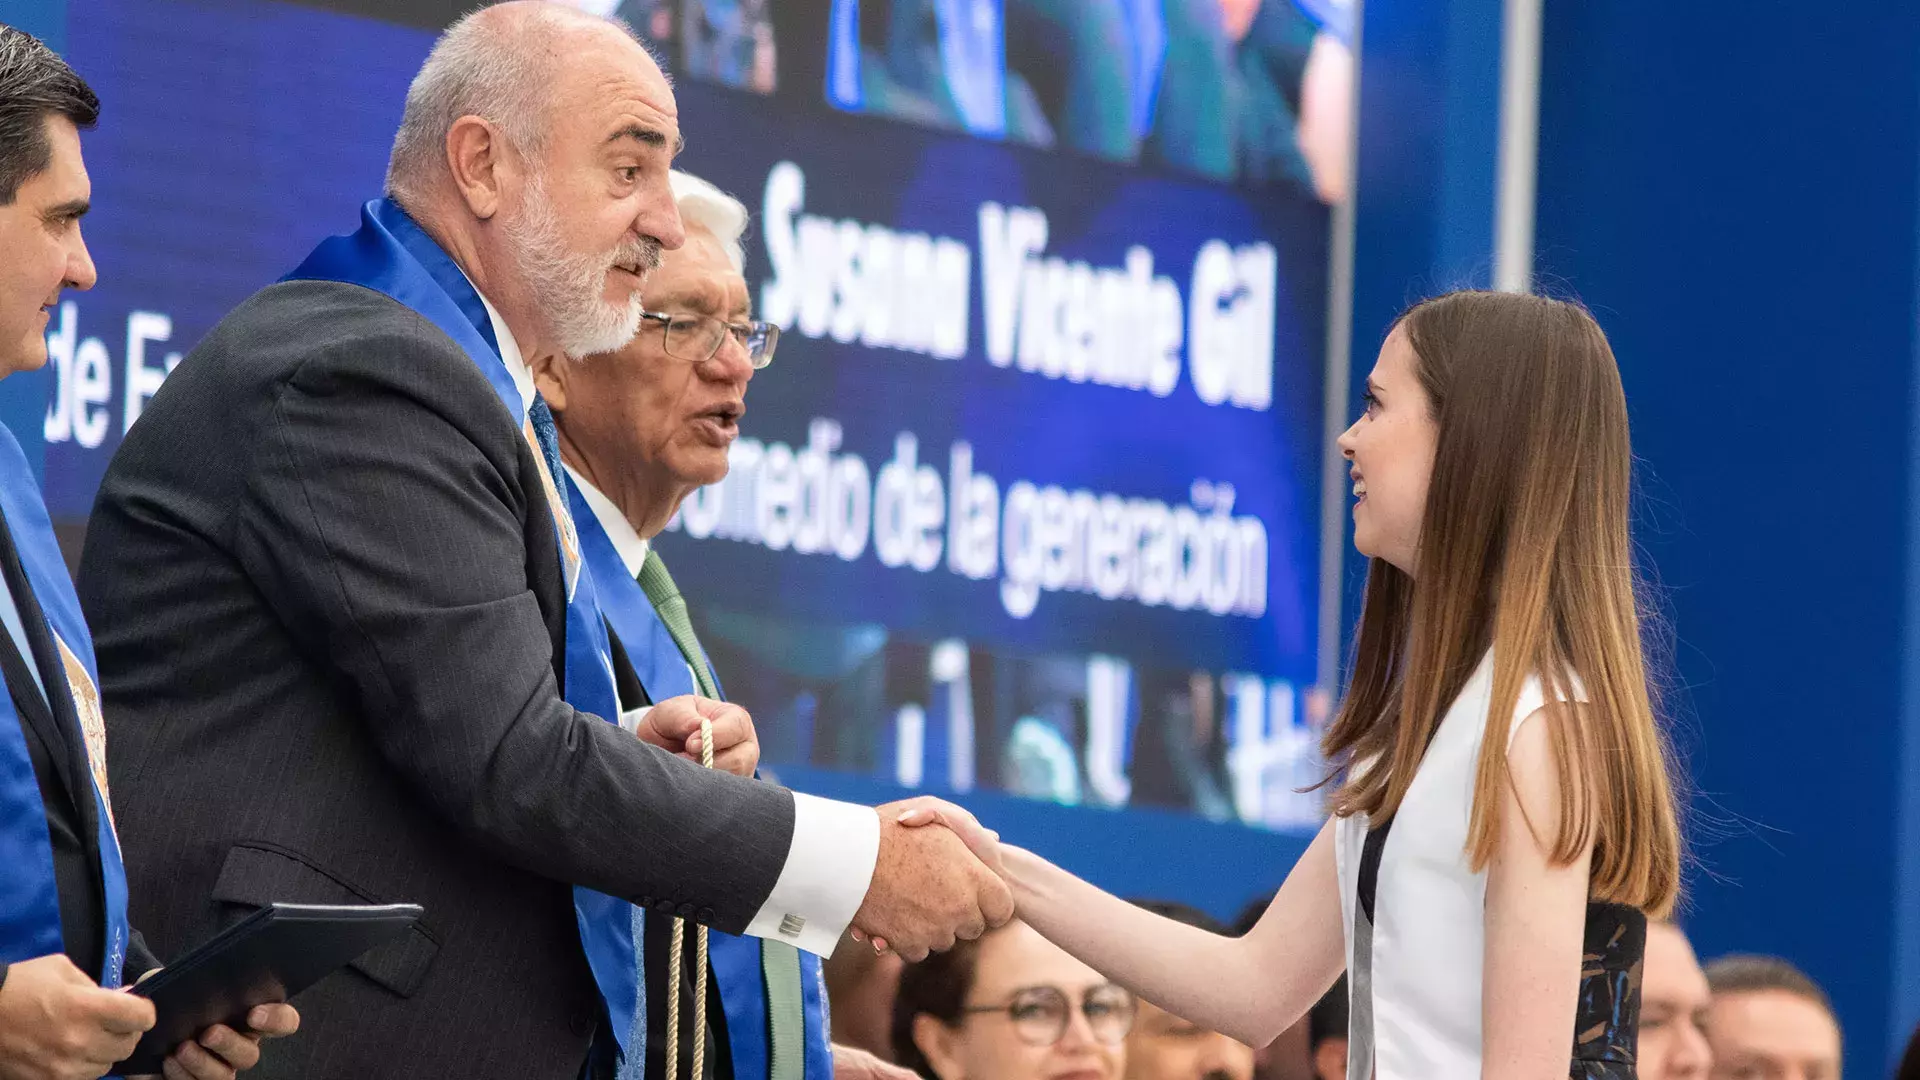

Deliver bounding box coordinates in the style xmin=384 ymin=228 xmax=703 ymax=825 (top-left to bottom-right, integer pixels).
xmin=892 ymin=797 xmax=1002 ymax=873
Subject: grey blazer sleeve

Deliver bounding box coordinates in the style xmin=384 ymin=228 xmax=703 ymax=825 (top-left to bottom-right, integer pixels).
xmin=230 ymin=351 xmax=792 ymax=932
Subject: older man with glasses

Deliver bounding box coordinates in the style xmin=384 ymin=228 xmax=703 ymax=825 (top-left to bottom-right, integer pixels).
xmin=532 ymin=169 xmax=919 ymax=1080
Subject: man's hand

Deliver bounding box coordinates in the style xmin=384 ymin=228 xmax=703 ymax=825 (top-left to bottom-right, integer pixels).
xmin=830 ymin=1044 xmax=920 ymax=1080
xmin=891 ymin=797 xmax=1003 ymax=874
xmin=635 ymin=695 xmax=759 ymax=776
xmin=135 ymin=1003 xmax=300 ymax=1080
xmin=0 ymin=953 xmax=154 ymax=1080
xmin=849 ymin=800 xmax=1014 ymax=962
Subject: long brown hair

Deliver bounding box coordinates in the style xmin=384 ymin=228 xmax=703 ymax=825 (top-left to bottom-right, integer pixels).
xmin=1321 ymin=290 xmax=1681 ymax=916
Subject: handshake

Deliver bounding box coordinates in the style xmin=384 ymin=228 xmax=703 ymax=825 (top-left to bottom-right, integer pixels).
xmin=635 ymin=698 xmax=1013 ymax=961
xmin=849 ymin=798 xmax=1012 ymax=962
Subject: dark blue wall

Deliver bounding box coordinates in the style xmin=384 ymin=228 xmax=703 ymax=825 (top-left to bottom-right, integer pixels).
xmin=1533 ymin=2 xmax=1920 ymax=1072
xmin=1342 ymin=0 xmax=1506 ymax=641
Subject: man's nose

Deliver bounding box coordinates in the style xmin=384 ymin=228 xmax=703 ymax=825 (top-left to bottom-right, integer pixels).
xmin=705 ymin=326 xmax=756 ymax=384
xmin=67 ymin=226 xmax=98 ymax=292
xmin=1672 ymin=1022 xmax=1711 ymax=1076
xmin=642 ymin=174 xmax=686 ymax=253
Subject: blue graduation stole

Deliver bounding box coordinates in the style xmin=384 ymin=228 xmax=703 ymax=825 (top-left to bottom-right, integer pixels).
xmin=0 ymin=423 xmax=131 ymax=988
xmin=284 ymin=199 xmax=642 ymax=1057
xmin=568 ymin=478 xmax=833 ymax=1080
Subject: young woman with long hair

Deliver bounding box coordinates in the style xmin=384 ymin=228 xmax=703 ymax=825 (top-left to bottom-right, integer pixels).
xmin=889 ymin=291 xmax=1684 ymax=1079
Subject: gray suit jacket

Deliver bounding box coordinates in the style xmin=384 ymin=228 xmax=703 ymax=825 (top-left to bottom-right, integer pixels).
xmin=80 ymin=280 xmax=795 ymax=1079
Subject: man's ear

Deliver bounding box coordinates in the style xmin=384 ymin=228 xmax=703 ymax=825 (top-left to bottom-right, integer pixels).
xmin=445 ymin=115 xmax=512 ymax=220
xmin=530 ymin=353 xmax=570 ymax=414
xmin=913 ymin=1014 xmax=968 ymax=1080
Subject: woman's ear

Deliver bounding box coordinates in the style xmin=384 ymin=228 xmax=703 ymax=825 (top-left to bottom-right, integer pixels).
xmin=913 ymin=1014 xmax=967 ymax=1080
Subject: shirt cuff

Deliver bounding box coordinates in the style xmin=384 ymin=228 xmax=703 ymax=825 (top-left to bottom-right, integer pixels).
xmin=743 ymin=792 xmax=879 ymax=957
xmin=619 ymin=706 xmax=649 ymax=734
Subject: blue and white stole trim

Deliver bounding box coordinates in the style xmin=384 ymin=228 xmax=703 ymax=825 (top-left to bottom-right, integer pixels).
xmin=285 ymin=199 xmax=641 ymax=1055
xmin=569 ymin=478 xmax=833 ymax=1080
xmin=0 ymin=423 xmax=131 ymax=988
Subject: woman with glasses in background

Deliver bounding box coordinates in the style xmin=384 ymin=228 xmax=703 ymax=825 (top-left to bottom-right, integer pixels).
xmin=893 ymin=920 xmax=1136 ymax=1080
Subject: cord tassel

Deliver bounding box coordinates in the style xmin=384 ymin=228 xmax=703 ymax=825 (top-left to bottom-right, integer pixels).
xmin=664 ymin=716 xmax=715 ymax=1080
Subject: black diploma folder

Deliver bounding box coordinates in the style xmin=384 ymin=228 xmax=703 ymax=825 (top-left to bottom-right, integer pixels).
xmin=114 ymin=901 xmax=424 ymax=1074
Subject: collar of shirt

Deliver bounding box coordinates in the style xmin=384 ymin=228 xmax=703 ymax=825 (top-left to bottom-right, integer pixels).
xmin=563 ymin=465 xmax=651 ymax=579
xmin=469 ymin=281 xmax=535 ymax=423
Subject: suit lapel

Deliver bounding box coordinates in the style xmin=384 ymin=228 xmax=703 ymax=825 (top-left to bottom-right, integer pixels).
xmin=0 ymin=506 xmax=94 ymax=844
xmin=604 ymin=620 xmax=651 ymax=714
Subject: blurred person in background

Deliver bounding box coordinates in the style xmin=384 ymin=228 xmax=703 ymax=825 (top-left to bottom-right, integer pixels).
xmin=613 ymin=0 xmax=778 ymax=92
xmin=1287 ymin=0 xmax=1351 ymax=203
xmin=893 ymin=920 xmax=1136 ymax=1080
xmin=827 ymin=0 xmax=1133 ymax=157
xmin=1129 ymin=672 xmax=1234 ymax=821
xmin=1637 ymin=922 xmax=1711 ymax=1080
xmin=1304 ymin=976 xmax=1345 ymax=1080
xmin=559 ymin=0 xmax=777 ymax=92
xmin=822 ymin=0 xmax=1356 ymax=202
xmin=1703 ymin=956 xmax=1840 ymax=1080
xmin=826 ymin=930 xmax=908 ymax=1058
xmin=1146 ymin=0 xmax=1351 ymax=199
xmin=1122 ymin=902 xmax=1255 ymax=1080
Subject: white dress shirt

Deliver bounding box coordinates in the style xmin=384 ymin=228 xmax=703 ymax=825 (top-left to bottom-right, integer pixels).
xmin=474 ymin=292 xmax=537 ymax=422
xmin=0 ymin=571 xmax=46 ymax=704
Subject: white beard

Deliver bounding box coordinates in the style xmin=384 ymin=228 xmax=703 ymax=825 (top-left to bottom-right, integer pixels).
xmin=502 ymin=173 xmax=659 ymax=360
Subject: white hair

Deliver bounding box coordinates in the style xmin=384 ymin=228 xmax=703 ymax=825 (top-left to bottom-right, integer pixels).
xmin=385 ymin=3 xmax=647 ymax=207
xmin=670 ymin=170 xmax=749 ymax=273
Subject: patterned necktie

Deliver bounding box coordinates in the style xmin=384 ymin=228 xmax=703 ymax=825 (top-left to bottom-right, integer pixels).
xmin=636 ymin=550 xmax=808 ymax=1080
xmin=528 ymin=395 xmax=564 ymax=483
xmin=525 ymin=395 xmax=582 ymax=598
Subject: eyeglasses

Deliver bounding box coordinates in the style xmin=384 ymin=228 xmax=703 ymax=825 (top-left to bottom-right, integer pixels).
xmin=960 ymin=984 xmax=1137 ymax=1047
xmin=638 ymin=310 xmax=780 ymax=369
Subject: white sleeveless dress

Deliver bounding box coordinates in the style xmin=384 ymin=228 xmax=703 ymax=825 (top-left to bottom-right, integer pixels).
xmin=1331 ymin=650 xmax=1559 ymax=1080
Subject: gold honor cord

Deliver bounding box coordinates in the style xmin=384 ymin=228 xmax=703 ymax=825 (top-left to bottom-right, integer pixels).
xmin=663 ymin=715 xmax=714 ymax=1080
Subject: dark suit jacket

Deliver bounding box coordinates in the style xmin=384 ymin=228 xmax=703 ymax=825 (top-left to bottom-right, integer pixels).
xmin=80 ymin=280 xmax=796 ymax=1079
